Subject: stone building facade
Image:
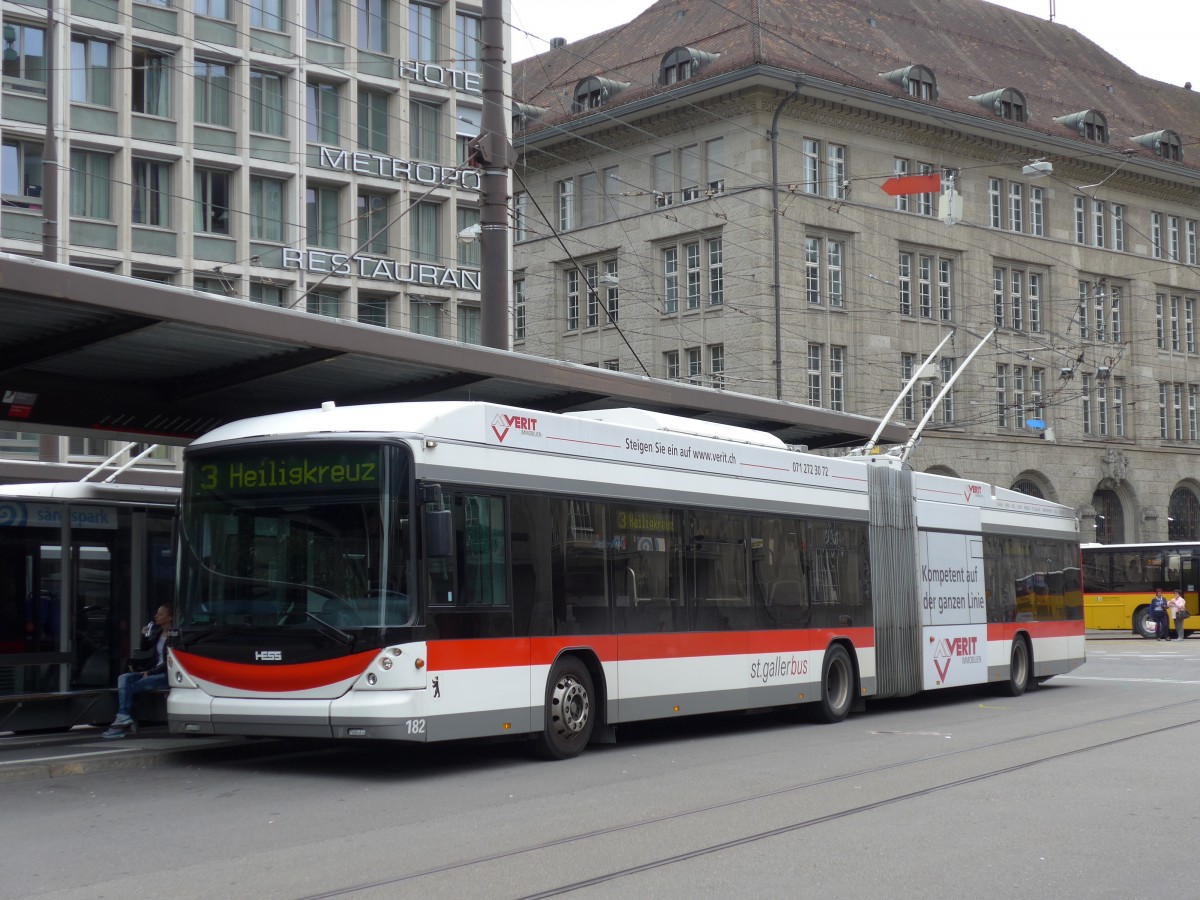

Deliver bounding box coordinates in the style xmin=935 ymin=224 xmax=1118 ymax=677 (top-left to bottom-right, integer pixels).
xmin=512 ymin=0 xmax=1200 ymax=544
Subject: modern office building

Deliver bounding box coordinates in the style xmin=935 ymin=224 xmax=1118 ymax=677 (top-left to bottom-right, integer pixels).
xmin=511 ymin=0 xmax=1200 ymax=542
xmin=1 ymin=0 xmax=490 ymax=479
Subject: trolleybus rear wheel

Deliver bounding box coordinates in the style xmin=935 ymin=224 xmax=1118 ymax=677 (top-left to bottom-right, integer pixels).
xmin=535 ymin=656 xmax=595 ymax=760
xmin=1000 ymin=636 xmax=1030 ymax=697
xmin=812 ymin=645 xmax=853 ymax=724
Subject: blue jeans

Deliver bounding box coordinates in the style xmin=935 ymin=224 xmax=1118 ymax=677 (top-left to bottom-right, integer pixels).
xmin=117 ymin=671 xmax=168 ymax=718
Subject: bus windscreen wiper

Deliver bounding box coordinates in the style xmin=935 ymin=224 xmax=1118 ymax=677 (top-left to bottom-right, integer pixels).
xmin=306 ymin=612 xmax=356 ymax=646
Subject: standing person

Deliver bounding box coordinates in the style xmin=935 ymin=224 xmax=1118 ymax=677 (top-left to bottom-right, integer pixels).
xmin=102 ymin=603 xmax=172 ymax=739
xmin=1170 ymin=589 xmax=1190 ymax=640
xmin=1149 ymin=589 xmax=1170 ymax=641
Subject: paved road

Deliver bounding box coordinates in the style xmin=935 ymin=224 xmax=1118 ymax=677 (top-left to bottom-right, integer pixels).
xmin=2 ymin=637 xmax=1197 ymax=899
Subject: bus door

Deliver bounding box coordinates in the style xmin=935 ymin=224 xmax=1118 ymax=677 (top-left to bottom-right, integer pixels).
xmin=1184 ymin=555 xmax=1200 ymax=616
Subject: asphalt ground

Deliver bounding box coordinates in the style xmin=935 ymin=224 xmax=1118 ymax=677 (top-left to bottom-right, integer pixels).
xmin=0 ymin=630 xmax=1149 ymax=784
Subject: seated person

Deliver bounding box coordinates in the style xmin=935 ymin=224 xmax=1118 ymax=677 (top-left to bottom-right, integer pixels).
xmin=102 ymin=603 xmax=172 ymax=739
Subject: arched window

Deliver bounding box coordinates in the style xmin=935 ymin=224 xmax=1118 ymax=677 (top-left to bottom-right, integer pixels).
xmin=1054 ymin=109 xmax=1108 ymax=143
xmin=1132 ymin=130 xmax=1183 ymax=162
xmin=880 ymin=65 xmax=937 ymax=100
xmin=572 ymin=76 xmax=629 ymax=113
xmin=1091 ymin=489 xmax=1124 ymax=544
xmin=659 ymin=47 xmax=718 ymax=86
xmin=1168 ymin=487 xmax=1200 ymax=540
xmin=1011 ymin=478 xmax=1044 ymax=499
xmin=969 ymin=88 xmax=1027 ymax=122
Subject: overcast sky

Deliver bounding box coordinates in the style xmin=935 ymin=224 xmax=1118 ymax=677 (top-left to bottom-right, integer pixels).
xmin=509 ymin=0 xmax=1199 ymax=90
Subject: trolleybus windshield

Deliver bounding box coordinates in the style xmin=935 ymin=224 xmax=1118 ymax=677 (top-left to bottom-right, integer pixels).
xmin=177 ymin=442 xmax=411 ymax=643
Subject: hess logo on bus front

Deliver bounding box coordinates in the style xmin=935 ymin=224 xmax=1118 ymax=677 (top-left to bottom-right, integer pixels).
xmin=491 ymin=413 xmax=540 ymax=442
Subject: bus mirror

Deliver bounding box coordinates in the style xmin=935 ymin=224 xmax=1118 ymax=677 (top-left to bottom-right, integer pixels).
xmin=420 ymin=483 xmax=444 ymax=507
xmin=424 ymin=508 xmax=453 ymax=558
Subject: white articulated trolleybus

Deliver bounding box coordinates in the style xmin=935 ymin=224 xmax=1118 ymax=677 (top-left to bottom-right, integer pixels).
xmin=168 ymin=401 xmax=1084 ymax=758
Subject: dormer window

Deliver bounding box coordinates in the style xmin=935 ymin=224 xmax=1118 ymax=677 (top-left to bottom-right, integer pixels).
xmin=970 ymin=88 xmax=1027 ymax=122
xmin=880 ymin=65 xmax=937 ymax=100
xmin=512 ymin=101 xmax=546 ymax=132
xmin=572 ymin=76 xmax=628 ymax=113
xmin=660 ymin=46 xmax=718 ymax=86
xmin=1132 ymin=129 xmax=1183 ymax=162
xmin=1054 ymin=109 xmax=1108 ymax=143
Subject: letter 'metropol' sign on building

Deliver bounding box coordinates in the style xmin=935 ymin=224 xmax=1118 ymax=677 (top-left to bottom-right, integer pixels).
xmin=318 ymin=148 xmax=482 ymax=192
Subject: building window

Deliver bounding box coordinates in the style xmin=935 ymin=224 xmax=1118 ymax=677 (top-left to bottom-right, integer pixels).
xmin=359 ymin=192 xmax=389 ymax=254
xmin=307 ymin=289 xmax=342 ymax=318
xmin=307 ymin=83 xmax=339 ymax=144
xmin=1168 ymin=215 xmax=1181 ymax=261
xmin=557 ymin=178 xmax=576 ymax=231
xmin=1169 ymin=488 xmax=1200 ymax=540
xmin=131 ymin=159 xmax=170 ymax=227
xmin=250 ymin=282 xmax=285 ymax=306
xmin=565 ymin=268 xmax=580 ymax=331
xmin=900 ymin=354 xmax=916 ymax=420
xmin=456 ymin=206 xmax=480 ymax=267
xmin=251 ymin=70 xmax=286 ymax=136
xmin=132 ymin=48 xmax=171 ymax=117
xmin=603 ymin=259 xmax=619 ymax=324
xmin=307 ymin=0 xmax=338 ymax=40
xmin=1112 ymin=204 xmax=1125 ymax=251
xmin=663 ymin=247 xmax=678 ymax=314
xmin=1074 ymin=196 xmax=1086 ymax=244
xmin=513 ymin=278 xmax=526 ymax=341
xmin=1188 ymin=220 xmax=1198 ymax=265
xmin=710 ymin=344 xmax=725 ymax=388
xmin=358 ymin=0 xmax=386 ymax=52
xmin=1156 ymin=293 xmax=1166 ymax=349
xmin=306 ymin=185 xmax=340 ymax=249
xmin=2 ymin=139 xmax=44 ymax=208
xmin=356 ymin=89 xmax=388 ymax=152
xmin=249 ymin=176 xmax=285 ymax=242
xmin=992 ymin=265 xmax=1045 ymax=331
xmin=898 ymin=253 xmax=912 ymax=316
xmin=1056 ymin=109 xmax=1108 ymax=143
xmin=69 ymin=36 xmax=111 ymax=106
xmin=1030 ymin=187 xmax=1045 ymax=237
xmin=196 ymin=0 xmax=229 ymax=18
xmin=250 ymin=0 xmax=284 ymax=31
xmin=805 ymin=236 xmax=845 ymax=307
xmin=410 ymin=99 xmax=440 ymax=161
xmin=686 ymin=347 xmax=702 ymax=384
xmin=3 ymin=23 xmax=47 ymax=92
xmin=410 ymin=200 xmax=440 ymax=262
xmin=800 ymin=139 xmax=845 ymax=198
xmin=70 ymin=150 xmax=112 ymax=220
xmin=664 ymin=350 xmax=680 ymax=380
xmin=939 ymin=359 xmax=956 ymax=423
xmin=1152 ymin=212 xmax=1163 ymax=259
xmin=456 ymin=13 xmax=481 ymax=72
xmin=409 ymin=2 xmax=440 ymax=61
xmin=457 ymin=304 xmax=481 ymax=345
xmin=996 ymin=364 xmax=1009 ymax=428
xmin=893 ymin=159 xmax=909 ymax=212
xmin=194 ymin=169 xmax=230 ymax=234
xmin=830 ymin=346 xmax=845 ymax=411
xmin=514 ymin=192 xmax=528 ymax=242
xmin=684 ymin=241 xmax=701 ymax=310
xmin=411 ymin=299 xmax=442 ymax=337
xmin=807 ymin=344 xmax=823 ymax=406
xmin=573 ymin=76 xmax=627 ymax=112
xmin=358 ymin=293 xmax=389 ymax=327
xmin=708 ymin=237 xmax=723 ymax=305
xmin=1092 ymin=199 xmax=1105 ymax=248
xmin=660 ymin=46 xmax=716 ymax=85
xmin=455 ymin=106 xmax=480 ymax=165
xmin=194 ymin=60 xmax=231 ymax=127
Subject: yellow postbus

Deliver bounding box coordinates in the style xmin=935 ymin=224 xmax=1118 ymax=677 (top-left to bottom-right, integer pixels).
xmin=1082 ymin=542 xmax=1200 ymax=638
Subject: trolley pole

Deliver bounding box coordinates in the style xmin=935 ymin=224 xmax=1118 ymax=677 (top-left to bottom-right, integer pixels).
xmin=476 ymin=0 xmax=512 ymax=350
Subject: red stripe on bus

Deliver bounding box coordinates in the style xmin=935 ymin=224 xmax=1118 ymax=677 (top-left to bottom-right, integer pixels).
xmin=174 ymin=649 xmax=378 ymax=692
xmin=427 ymin=629 xmax=875 ymax=670
xmin=987 ymin=620 xmax=1084 ymax=640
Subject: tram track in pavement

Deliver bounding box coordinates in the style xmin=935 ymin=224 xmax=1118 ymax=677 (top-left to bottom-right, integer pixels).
xmin=294 ymin=697 xmax=1200 ymax=899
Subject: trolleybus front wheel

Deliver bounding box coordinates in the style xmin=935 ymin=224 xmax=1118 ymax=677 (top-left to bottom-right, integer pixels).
xmin=535 ymin=656 xmax=595 ymax=760
xmin=811 ymin=645 xmax=854 ymax=724
xmin=999 ymin=636 xmax=1030 ymax=697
